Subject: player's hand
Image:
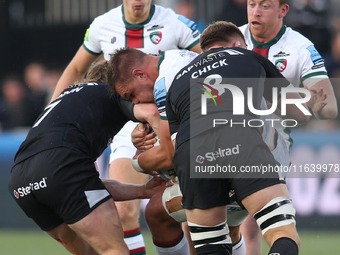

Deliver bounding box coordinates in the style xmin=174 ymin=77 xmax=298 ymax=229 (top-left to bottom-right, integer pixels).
xmin=142 ymin=176 xmax=167 ymax=198
xmin=305 ymin=86 xmax=328 ymax=115
xmin=132 ymin=123 xmax=157 ymax=150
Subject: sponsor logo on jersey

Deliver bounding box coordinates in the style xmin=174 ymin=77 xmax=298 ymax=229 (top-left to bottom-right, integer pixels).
xmin=154 ymin=77 xmax=166 ymax=108
xmin=177 ymin=15 xmax=197 ymax=32
xmin=150 ymin=31 xmax=162 ymax=44
xmin=275 ymin=59 xmax=287 ymax=72
xmin=147 ymin=25 xmax=164 ymax=31
xmin=13 ymin=177 xmax=48 ymax=199
xmin=111 ymin=36 xmax=116 ymax=44
xmin=273 ymin=51 xmax=290 ymax=58
xmin=307 ymin=45 xmax=324 ymax=65
xmin=204 ymin=145 xmax=241 ymax=162
xmin=312 ymin=63 xmax=325 ymax=70
xmin=196 ymin=155 xmax=205 ymax=163
xmin=84 ymin=28 xmax=90 ymax=41
xmin=193 ymin=30 xmax=200 ymax=38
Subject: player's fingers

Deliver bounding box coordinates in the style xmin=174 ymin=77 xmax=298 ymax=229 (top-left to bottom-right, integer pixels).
xmin=137 ymin=122 xmax=145 ymax=131
xmin=145 ymin=132 xmax=157 ymax=140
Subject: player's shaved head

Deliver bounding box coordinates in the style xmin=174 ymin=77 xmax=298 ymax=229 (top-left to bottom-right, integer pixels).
xmin=108 ymin=47 xmax=147 ymax=94
xmin=200 ymin=21 xmax=246 ymax=51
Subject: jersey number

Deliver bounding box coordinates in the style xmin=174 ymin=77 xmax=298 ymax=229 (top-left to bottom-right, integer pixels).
xmin=33 ymin=100 xmax=61 ymax=128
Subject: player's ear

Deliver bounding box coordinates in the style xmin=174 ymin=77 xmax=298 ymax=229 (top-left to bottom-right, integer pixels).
xmin=279 ymin=4 xmax=289 ymax=18
xmin=132 ymin=69 xmax=147 ymax=80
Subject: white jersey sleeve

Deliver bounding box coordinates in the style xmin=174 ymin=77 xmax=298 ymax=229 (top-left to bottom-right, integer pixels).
xmin=154 ymin=50 xmax=199 ymax=119
xmin=83 ymin=6 xmax=123 ymax=56
xmin=83 ymin=17 xmax=102 ymax=55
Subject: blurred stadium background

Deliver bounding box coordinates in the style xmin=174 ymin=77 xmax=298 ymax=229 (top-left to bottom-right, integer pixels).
xmin=1 ymin=0 xmax=340 ymax=254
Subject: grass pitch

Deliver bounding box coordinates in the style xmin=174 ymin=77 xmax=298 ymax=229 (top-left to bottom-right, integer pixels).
xmin=0 ymin=229 xmax=339 ymax=254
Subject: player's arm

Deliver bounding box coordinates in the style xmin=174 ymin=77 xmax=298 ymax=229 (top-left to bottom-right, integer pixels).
xmin=305 ymin=78 xmax=338 ymax=120
xmin=50 ymin=46 xmax=100 ymax=102
xmin=136 ymin=118 xmax=175 ymax=172
xmin=133 ymin=103 xmax=160 ymax=135
xmin=102 ymin=176 xmax=166 ymax=201
xmin=189 ymin=43 xmax=202 ymax=53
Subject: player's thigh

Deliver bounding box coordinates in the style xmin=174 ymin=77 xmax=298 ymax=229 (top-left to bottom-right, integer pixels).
xmin=69 ymin=198 xmax=129 ymax=254
xmin=109 ymin=158 xmax=150 ymax=184
xmin=46 ymin=223 xmax=98 ymax=254
xmin=109 ymin=121 xmax=149 ymax=185
xmin=185 ymin=206 xmax=227 ymax=226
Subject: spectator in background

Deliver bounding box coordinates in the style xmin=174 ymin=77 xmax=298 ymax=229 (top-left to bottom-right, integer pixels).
xmin=23 ymin=62 xmax=49 ymax=119
xmin=214 ymin=0 xmax=248 ymax=27
xmin=175 ymin=0 xmax=207 ymax=32
xmin=0 ymin=74 xmax=36 ymax=130
xmin=284 ymin=0 xmax=332 ymax=55
xmin=43 ymin=65 xmax=62 ymax=100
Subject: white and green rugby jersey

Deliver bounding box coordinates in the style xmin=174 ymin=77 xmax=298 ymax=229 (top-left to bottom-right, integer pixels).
xmin=239 ymin=24 xmax=328 ymax=88
xmin=240 ymin=24 xmax=329 ymax=149
xmin=83 ymin=4 xmax=200 ymax=60
xmin=154 ymin=50 xmax=199 ymax=120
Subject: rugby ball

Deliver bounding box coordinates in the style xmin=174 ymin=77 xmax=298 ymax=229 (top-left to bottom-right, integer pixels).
xmin=158 ymin=169 xmax=177 ymax=182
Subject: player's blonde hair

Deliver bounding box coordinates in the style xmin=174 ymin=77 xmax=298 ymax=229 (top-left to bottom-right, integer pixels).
xmin=82 ymin=60 xmax=109 ymax=83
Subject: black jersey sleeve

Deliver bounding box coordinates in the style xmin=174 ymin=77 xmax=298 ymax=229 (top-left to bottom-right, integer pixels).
xmin=250 ymin=51 xmax=291 ymax=102
xmin=166 ymin=90 xmax=180 ymax=136
xmin=115 ymin=95 xmax=139 ymax=122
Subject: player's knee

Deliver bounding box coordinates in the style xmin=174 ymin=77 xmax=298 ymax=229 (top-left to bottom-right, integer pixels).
xmin=253 ymin=196 xmax=298 ymax=246
xmin=229 ymin=226 xmax=240 ymax=245
xmin=241 ymin=216 xmax=261 ymax=241
xmin=145 ymin=195 xmax=173 ymax=227
xmin=116 ymin=201 xmax=140 ymax=225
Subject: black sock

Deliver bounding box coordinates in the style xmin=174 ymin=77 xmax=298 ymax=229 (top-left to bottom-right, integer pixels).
xmin=196 ymin=243 xmax=232 ymax=255
xmin=268 ymin=237 xmax=298 ymax=255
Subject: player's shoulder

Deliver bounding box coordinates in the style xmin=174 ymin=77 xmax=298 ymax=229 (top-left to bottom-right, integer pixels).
xmin=161 ymin=50 xmax=198 ymax=78
xmin=152 ymin=4 xmax=191 ymax=25
xmin=91 ymin=5 xmax=122 ymax=25
xmin=238 ymin=23 xmax=249 ymax=33
xmin=163 ymin=49 xmax=198 ymax=63
xmin=281 ymin=26 xmax=314 ymax=48
xmin=153 ymin=4 xmax=177 ymax=18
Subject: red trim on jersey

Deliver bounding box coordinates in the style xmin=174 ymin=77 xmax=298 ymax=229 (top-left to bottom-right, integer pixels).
xmin=126 ymin=27 xmax=143 ymax=48
xmin=253 ymin=47 xmax=269 ymax=58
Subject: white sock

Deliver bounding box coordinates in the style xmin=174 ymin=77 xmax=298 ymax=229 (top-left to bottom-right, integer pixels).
xmin=154 ymin=232 xmax=190 ymax=255
xmin=232 ymin=234 xmax=246 ymax=255
xmin=124 ymin=228 xmax=146 ymax=255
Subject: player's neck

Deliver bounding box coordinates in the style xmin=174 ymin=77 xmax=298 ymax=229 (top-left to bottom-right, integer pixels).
xmin=124 ymin=10 xmax=150 ymax=24
xmin=147 ymin=56 xmax=160 ymax=82
xmin=252 ymin=23 xmax=283 ymax=44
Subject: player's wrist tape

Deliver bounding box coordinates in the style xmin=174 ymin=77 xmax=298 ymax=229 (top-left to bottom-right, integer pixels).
xmin=131 ymin=154 xmax=145 ymax=173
